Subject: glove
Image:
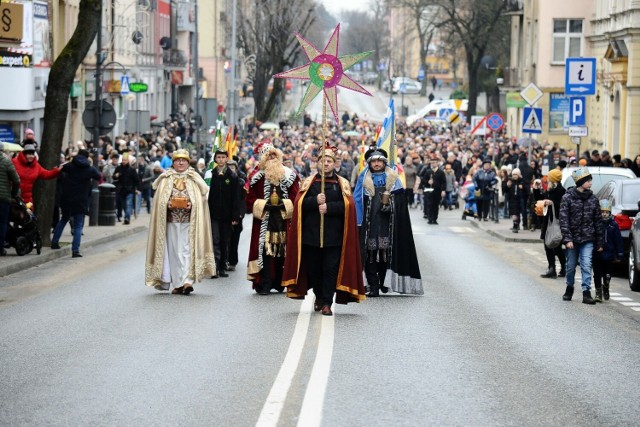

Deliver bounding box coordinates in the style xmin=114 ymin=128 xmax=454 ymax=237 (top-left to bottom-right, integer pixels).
xmin=380 ymin=204 xmax=392 ymax=214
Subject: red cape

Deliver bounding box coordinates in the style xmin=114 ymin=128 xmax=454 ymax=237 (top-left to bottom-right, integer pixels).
xmin=282 ymin=174 xmax=366 ymax=305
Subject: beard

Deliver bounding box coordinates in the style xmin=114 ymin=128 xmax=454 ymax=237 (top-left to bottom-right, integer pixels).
xmin=263 ymin=157 xmax=285 ymax=184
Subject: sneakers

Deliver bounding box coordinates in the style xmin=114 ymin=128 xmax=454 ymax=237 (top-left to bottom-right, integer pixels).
xmin=72 ymin=252 xmax=82 ymax=258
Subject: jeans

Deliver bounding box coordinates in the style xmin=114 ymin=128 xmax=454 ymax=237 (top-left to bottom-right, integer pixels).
xmin=122 ymin=193 xmax=134 ymax=221
xmin=566 ymin=242 xmax=594 ymax=291
xmin=52 ymin=213 xmax=84 ymax=253
xmin=0 ymin=201 xmax=10 ymax=252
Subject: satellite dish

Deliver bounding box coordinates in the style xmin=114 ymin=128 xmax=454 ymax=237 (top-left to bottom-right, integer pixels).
xmin=159 ymin=36 xmax=171 ymax=50
xmin=132 ymin=31 xmax=144 ymax=45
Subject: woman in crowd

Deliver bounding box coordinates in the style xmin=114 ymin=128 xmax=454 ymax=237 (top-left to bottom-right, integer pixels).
xmin=539 ymin=169 xmax=566 ymax=278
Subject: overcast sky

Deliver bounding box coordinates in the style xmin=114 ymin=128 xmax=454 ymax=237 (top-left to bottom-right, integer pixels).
xmin=321 ymin=0 xmax=370 ymax=16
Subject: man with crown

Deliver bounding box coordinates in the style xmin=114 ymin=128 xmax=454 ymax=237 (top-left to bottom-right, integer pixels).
xmin=282 ymin=144 xmax=365 ymax=316
xmin=246 ymin=140 xmax=300 ymax=295
xmin=354 ymin=146 xmax=423 ymax=297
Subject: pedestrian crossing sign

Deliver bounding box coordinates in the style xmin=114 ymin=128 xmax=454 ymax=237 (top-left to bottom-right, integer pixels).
xmin=522 ymin=107 xmax=543 ymax=134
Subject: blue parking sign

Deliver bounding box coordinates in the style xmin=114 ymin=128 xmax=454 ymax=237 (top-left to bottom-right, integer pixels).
xmin=569 ymin=97 xmax=586 ymax=126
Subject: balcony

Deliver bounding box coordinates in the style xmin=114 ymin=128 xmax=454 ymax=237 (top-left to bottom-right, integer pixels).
xmin=504 ymin=0 xmax=523 ymax=15
xmin=163 ymin=49 xmax=187 ymax=68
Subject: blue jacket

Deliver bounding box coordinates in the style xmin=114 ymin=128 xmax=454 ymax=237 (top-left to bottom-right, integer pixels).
xmin=596 ymin=217 xmax=623 ymax=261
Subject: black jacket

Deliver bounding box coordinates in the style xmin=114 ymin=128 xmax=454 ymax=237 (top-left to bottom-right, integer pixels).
xmin=301 ymin=174 xmax=345 ymax=247
xmin=58 ymin=155 xmax=100 ymax=215
xmin=418 ymin=166 xmax=446 ymax=192
xmin=208 ymin=166 xmax=240 ymax=221
xmin=559 ymin=187 xmax=603 ymax=247
xmin=113 ymin=164 xmax=139 ymax=196
xmin=540 ymin=183 xmax=565 ymax=240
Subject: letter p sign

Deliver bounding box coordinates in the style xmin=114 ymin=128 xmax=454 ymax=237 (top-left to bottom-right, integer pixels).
xmin=569 ymin=97 xmax=586 ymax=126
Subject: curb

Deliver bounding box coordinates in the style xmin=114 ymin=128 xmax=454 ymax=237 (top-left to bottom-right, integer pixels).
xmin=468 ymin=220 xmax=540 ymax=244
xmin=0 ymin=225 xmax=147 ymax=278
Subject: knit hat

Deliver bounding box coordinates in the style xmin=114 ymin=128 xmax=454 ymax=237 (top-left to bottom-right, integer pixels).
xmin=548 ymin=169 xmax=562 ymax=183
xmin=22 ymin=143 xmax=36 ymax=153
xmin=572 ymin=167 xmax=592 ymax=187
xmin=511 ymin=168 xmax=521 ymax=177
xmin=578 ymin=158 xmax=587 ymax=166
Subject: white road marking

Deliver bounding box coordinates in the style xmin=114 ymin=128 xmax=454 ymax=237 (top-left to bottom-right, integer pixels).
xmin=618 ymin=302 xmax=640 ymax=307
xmin=256 ymin=297 xmax=313 ymax=427
xmin=631 ymin=307 xmax=640 ymax=312
xmin=449 ymin=226 xmax=476 ymax=234
xmin=611 ymin=297 xmax=633 ymax=302
xmin=609 ymin=293 xmax=623 ymax=296
xmin=297 ymin=313 xmax=335 ymax=427
xmin=523 ymin=248 xmax=540 ymax=257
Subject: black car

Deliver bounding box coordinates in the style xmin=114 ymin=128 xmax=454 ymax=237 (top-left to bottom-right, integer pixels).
xmin=611 ymin=180 xmax=640 ymax=290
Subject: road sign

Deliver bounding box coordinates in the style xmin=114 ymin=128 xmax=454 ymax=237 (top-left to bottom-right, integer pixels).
xmin=129 ymin=82 xmax=148 ymax=93
xmin=569 ymin=96 xmax=586 ymax=126
xmin=486 ymin=112 xmax=505 ymax=131
xmin=565 ymin=57 xmax=596 ymax=95
xmin=448 ymin=111 xmax=463 ymax=125
xmin=470 ymin=115 xmax=487 ymax=136
xmin=82 ymin=100 xmax=117 ymax=134
xmin=120 ymin=75 xmax=130 ymax=95
xmin=522 ymin=107 xmax=543 ymax=134
xmin=439 ymin=108 xmax=453 ymax=119
xmin=569 ymin=126 xmax=588 ymax=137
xmin=520 ymin=82 xmax=543 ymax=105
xmin=417 ymin=68 xmax=425 ymax=81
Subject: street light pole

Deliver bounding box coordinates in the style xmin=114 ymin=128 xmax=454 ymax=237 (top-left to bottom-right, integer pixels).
xmin=228 ymin=0 xmax=237 ymax=129
xmin=93 ymin=0 xmax=103 ymax=157
xmin=193 ymin=1 xmax=201 ymax=158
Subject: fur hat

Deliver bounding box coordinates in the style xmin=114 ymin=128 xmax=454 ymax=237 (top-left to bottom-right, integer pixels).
xmin=572 ymin=167 xmax=592 ymax=187
xmin=548 ymin=169 xmax=562 ymax=183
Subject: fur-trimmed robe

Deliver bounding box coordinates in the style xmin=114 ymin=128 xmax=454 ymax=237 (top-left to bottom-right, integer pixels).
xmin=245 ymin=165 xmax=300 ymax=288
xmin=145 ymin=167 xmax=216 ymax=286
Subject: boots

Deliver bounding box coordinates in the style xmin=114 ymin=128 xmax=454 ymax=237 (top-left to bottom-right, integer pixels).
xmin=582 ymin=290 xmax=596 ymax=305
xmin=462 ymin=210 xmax=467 ymax=220
xmin=562 ymin=286 xmax=574 ymax=301
xmin=511 ymin=222 xmax=519 ymax=233
xmin=603 ymin=274 xmax=611 ymax=300
xmin=540 ymin=267 xmax=557 ymax=279
xmin=558 ymin=268 xmax=566 ymax=278
xmin=595 ymin=287 xmax=603 ymax=303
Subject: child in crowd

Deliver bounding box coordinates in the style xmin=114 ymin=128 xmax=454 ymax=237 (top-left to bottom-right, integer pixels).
xmin=593 ymin=199 xmax=623 ymax=302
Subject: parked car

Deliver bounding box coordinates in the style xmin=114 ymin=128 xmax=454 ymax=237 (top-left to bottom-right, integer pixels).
xmin=597 ymin=179 xmax=640 ymax=269
xmin=561 ymin=166 xmax=636 ymax=194
xmin=392 ymin=77 xmax=421 ymax=94
xmin=406 ymin=99 xmax=469 ymax=125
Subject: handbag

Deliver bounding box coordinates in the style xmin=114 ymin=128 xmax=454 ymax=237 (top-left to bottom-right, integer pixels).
xmin=544 ymin=206 xmax=563 ymax=248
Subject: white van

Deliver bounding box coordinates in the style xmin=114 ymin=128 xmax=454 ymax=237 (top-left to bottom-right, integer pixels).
xmin=406 ymin=99 xmax=468 ymax=125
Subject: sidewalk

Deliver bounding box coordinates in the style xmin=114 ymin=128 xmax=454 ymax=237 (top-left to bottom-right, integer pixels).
xmin=0 ymin=213 xmax=149 ymax=277
xmin=467 ymin=216 xmax=540 ymax=244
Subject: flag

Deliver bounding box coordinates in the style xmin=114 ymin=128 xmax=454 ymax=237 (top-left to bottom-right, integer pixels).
xmin=205 ymin=115 xmax=224 ymax=186
xmin=376 ymin=99 xmax=405 ymax=187
xmin=358 ymin=133 xmax=367 ymax=173
xmin=223 ymin=125 xmax=233 ymax=154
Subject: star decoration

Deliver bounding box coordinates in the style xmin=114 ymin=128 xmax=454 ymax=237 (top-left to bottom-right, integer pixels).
xmin=273 ymin=24 xmax=373 ymax=123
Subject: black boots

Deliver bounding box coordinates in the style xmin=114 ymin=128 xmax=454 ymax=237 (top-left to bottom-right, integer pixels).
xmin=582 ymin=290 xmax=596 ymax=305
xmin=595 ymin=288 xmax=603 ymax=303
xmin=511 ymin=222 xmax=519 ymax=233
xmin=562 ymin=286 xmax=574 ymax=301
xmin=603 ymin=275 xmax=611 ymax=300
xmin=558 ymin=268 xmax=566 ymax=278
xmin=540 ymin=267 xmax=557 ymax=279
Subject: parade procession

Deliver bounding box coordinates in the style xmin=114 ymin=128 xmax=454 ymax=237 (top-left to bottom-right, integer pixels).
xmin=5 ymin=0 xmax=640 ymax=425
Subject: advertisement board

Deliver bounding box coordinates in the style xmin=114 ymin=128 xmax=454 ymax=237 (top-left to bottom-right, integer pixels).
xmin=549 ymin=93 xmax=570 ymax=132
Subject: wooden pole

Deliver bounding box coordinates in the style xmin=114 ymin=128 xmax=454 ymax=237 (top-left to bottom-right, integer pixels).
xmin=320 ymin=95 xmax=327 ymax=248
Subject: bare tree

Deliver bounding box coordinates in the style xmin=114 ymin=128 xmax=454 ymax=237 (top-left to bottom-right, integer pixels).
xmin=33 ymin=0 xmax=102 ymax=244
xmin=438 ymin=0 xmax=508 ymax=115
xmin=390 ymin=0 xmax=441 ymax=96
xmin=237 ymin=0 xmax=316 ymax=122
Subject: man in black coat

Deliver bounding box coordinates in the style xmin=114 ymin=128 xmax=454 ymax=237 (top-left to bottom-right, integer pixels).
xmin=51 ymin=150 xmax=100 ymax=257
xmin=113 ymin=153 xmax=139 ymax=225
xmin=418 ymin=158 xmax=446 ymax=224
xmin=226 ymin=159 xmax=246 ymax=271
xmin=208 ymin=149 xmax=240 ymax=277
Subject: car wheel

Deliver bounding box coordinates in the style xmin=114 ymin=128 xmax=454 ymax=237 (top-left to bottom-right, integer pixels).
xmin=629 ymin=242 xmax=640 ymax=291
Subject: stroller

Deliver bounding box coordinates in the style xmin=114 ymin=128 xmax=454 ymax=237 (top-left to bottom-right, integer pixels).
xmin=5 ymin=197 xmax=42 ymax=256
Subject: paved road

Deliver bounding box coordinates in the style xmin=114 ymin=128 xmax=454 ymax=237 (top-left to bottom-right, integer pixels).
xmin=2 ymin=208 xmax=640 ymax=426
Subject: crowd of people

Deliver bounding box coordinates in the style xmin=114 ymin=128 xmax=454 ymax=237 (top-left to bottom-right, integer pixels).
xmin=2 ymin=109 xmax=639 ymax=308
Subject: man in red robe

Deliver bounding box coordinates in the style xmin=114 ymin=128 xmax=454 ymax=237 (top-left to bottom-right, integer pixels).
xmin=282 ymin=146 xmax=365 ymax=315
xmin=246 ymin=141 xmax=300 ymax=294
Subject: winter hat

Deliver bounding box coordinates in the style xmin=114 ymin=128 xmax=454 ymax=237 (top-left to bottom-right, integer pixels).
xmin=572 ymin=167 xmax=592 ymax=187
xmin=600 ymin=199 xmax=612 ymax=212
xmin=511 ymin=168 xmax=521 ymax=177
xmin=548 ymin=169 xmax=562 ymax=183
xmin=578 ymin=158 xmax=587 ymax=166
xmin=22 ymin=143 xmax=36 ymax=153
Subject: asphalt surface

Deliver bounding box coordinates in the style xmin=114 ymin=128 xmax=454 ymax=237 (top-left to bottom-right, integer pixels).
xmin=2 ymin=209 xmax=640 ymax=426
